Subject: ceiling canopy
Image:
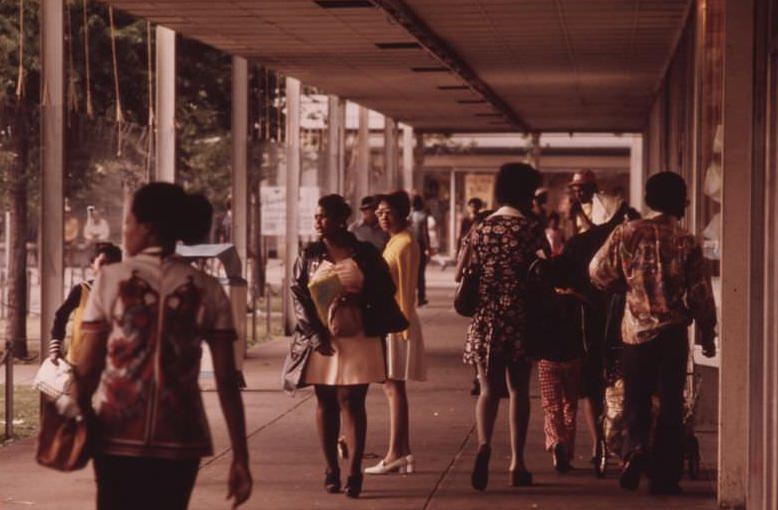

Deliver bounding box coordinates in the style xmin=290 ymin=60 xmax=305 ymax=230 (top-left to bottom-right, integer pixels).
xmin=104 ymin=0 xmax=691 ymax=133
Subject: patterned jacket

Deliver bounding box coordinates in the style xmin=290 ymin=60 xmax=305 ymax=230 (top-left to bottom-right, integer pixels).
xmin=588 ymin=214 xmax=717 ymax=345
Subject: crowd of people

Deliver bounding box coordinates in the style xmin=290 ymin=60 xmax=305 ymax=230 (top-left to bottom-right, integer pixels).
xmin=44 ymin=160 xmax=717 ymax=508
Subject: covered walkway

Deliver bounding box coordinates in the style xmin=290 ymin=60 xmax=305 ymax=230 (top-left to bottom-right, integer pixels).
xmin=19 ymin=0 xmax=778 ymax=508
xmin=0 ymin=277 xmax=717 ymax=509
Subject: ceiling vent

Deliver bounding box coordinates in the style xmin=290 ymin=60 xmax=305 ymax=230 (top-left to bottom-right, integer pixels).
xmin=438 ymin=85 xmax=469 ymax=90
xmin=457 ymin=99 xmax=487 ymax=104
xmin=376 ymin=42 xmax=422 ymax=50
xmin=410 ymin=66 xmax=449 ymax=73
xmin=314 ymin=1 xmax=373 ymax=9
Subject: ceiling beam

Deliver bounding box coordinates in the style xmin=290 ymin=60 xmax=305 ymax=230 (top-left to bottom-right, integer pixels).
xmin=370 ymin=0 xmax=531 ymax=133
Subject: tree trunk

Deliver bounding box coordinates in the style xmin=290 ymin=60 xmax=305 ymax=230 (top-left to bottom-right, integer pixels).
xmin=5 ymin=105 xmax=29 ymax=358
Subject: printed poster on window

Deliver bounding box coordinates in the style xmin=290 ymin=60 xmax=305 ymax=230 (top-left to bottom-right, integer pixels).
xmin=260 ymin=186 xmax=319 ymax=236
xmin=464 ymin=173 xmax=495 ymax=208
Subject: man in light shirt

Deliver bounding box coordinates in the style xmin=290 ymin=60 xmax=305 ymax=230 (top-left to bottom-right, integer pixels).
xmin=349 ymin=196 xmax=389 ymax=252
xmin=83 ymin=206 xmax=110 ymax=242
xmin=569 ymin=170 xmax=622 ymax=234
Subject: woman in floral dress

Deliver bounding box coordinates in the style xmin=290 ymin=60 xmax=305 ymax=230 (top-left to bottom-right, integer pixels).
xmin=464 ymin=163 xmax=546 ymax=491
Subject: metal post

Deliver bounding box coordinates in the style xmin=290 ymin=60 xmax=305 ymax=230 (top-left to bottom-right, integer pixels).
xmin=384 ymin=117 xmax=398 ymax=192
xmin=282 ymin=77 xmax=301 ymax=335
xmin=402 ymin=124 xmax=414 ymax=194
xmin=155 ymin=26 xmax=176 ymax=183
xmin=356 ymin=106 xmax=370 ymax=199
xmin=448 ymin=169 xmax=457 ymax=258
xmin=4 ymin=342 xmax=12 ymax=439
xmin=232 ymin=56 xmax=249 ymax=273
xmin=629 ymin=134 xmax=645 ymax=213
xmin=327 ymin=96 xmax=342 ymax=195
xmin=719 ymin=0 xmax=754 ymax=505
xmin=265 ymin=283 xmax=272 ymax=339
xmin=40 ymin=0 xmax=65 ymax=365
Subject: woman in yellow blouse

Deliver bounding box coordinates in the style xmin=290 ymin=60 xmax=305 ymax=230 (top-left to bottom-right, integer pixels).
xmin=365 ymin=191 xmax=427 ymax=475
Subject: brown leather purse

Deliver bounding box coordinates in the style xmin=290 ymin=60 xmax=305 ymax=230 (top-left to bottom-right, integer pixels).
xmin=328 ymin=294 xmax=364 ymax=338
xmin=36 ymin=400 xmax=91 ymax=472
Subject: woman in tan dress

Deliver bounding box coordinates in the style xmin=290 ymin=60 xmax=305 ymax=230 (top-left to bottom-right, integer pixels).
xmin=285 ymin=194 xmax=406 ymax=498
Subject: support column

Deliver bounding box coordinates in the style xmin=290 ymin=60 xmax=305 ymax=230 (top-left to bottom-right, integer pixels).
xmin=448 ymin=169 xmax=457 ymax=257
xmin=155 ymin=26 xmax=176 ymax=183
xmin=402 ymin=124 xmax=414 ymax=194
xmin=326 ymin=95 xmax=343 ymax=194
xmin=282 ymin=77 xmax=301 ymax=335
xmin=629 ymin=134 xmax=645 ymax=212
xmin=719 ymin=0 xmax=755 ymax=505
xmin=384 ymin=117 xmax=398 ymax=192
xmin=356 ymin=106 xmax=370 ymax=200
xmin=40 ymin=0 xmax=64 ymax=363
xmin=231 ymin=56 xmax=248 ymax=269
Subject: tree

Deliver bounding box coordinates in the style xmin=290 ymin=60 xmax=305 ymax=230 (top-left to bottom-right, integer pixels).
xmin=0 ymin=0 xmax=40 ymax=358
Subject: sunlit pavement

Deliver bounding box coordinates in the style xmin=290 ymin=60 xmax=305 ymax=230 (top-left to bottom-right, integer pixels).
xmin=0 ymin=268 xmax=717 ymax=509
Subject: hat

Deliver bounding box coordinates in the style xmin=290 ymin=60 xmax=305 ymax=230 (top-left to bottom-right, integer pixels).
xmin=570 ymin=170 xmax=596 ymax=187
xmin=359 ymin=196 xmax=377 ymax=210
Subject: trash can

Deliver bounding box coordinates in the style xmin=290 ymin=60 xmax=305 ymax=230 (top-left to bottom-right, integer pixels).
xmin=176 ymin=243 xmax=248 ymax=388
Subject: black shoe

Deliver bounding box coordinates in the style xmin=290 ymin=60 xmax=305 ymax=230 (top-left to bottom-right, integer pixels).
xmin=510 ymin=470 xmax=533 ymax=487
xmin=649 ymin=482 xmax=683 ymax=495
xmin=344 ymin=474 xmax=363 ymax=498
xmin=553 ymin=444 xmax=571 ymax=473
xmin=619 ymin=451 xmax=646 ymax=491
xmin=471 ymin=445 xmax=491 ymax=491
xmin=324 ymin=470 xmax=341 ymax=494
xmin=592 ymin=439 xmax=607 ymax=478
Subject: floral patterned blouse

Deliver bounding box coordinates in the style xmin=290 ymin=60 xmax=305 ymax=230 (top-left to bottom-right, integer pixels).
xmin=464 ymin=207 xmax=546 ymax=366
xmin=81 ymin=248 xmax=236 ymax=460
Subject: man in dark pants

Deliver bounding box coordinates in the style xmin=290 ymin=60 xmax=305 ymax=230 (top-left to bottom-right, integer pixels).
xmin=589 ymin=172 xmax=717 ymax=494
xmin=410 ymin=194 xmax=430 ymax=306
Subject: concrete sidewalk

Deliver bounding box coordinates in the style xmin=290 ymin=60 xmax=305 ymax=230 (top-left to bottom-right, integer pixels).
xmin=0 ymin=273 xmax=717 ymax=509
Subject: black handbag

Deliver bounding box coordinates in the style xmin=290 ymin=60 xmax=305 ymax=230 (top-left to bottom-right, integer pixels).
xmin=454 ymin=266 xmax=479 ymax=317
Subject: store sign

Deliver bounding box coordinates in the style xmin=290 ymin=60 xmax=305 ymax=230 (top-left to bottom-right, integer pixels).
xmin=464 ymin=173 xmax=495 ymax=208
xmin=260 ymin=186 xmax=319 ymax=236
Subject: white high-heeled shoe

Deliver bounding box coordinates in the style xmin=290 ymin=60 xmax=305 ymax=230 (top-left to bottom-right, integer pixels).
xmin=364 ymin=454 xmax=415 ymax=475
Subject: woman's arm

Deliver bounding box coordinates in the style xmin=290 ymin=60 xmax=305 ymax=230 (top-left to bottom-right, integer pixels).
xmin=50 ymin=284 xmax=83 ymax=359
xmin=290 ymin=252 xmax=330 ymax=352
xmin=208 ymin=335 xmax=252 ymax=508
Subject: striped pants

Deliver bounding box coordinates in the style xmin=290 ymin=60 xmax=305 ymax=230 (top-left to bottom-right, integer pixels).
xmin=538 ymin=359 xmax=582 ymax=457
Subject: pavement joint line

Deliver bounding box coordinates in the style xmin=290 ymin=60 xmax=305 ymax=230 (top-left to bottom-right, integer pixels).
xmin=421 ymin=423 xmax=476 ymax=510
xmin=199 ymin=392 xmax=314 ymax=469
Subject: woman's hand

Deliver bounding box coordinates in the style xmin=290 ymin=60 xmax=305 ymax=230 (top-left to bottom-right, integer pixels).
xmin=227 ymin=459 xmax=252 ymax=508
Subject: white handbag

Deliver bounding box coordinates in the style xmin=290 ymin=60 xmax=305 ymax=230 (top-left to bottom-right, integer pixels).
xmin=33 ymin=359 xmax=81 ymax=418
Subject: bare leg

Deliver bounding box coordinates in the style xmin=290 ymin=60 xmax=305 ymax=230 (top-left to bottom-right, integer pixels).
xmin=337 ymin=385 xmax=369 ymax=477
xmin=383 ymin=379 xmax=411 ymax=462
xmin=475 ymin=362 xmax=500 ymax=447
xmin=506 ymin=361 xmax=532 ymax=472
xmin=581 ymin=397 xmax=604 ymax=456
xmin=314 ymin=385 xmax=340 ymax=475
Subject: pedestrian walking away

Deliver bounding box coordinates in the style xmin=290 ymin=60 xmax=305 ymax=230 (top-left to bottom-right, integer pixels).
xmin=74 ymin=183 xmax=252 ymax=510
xmin=462 ymin=163 xmax=546 ymax=491
xmin=590 ymin=171 xmax=717 ymax=495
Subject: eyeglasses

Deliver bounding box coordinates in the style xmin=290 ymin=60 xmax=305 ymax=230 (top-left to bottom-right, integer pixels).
xmin=375 ymin=207 xmax=393 ymax=218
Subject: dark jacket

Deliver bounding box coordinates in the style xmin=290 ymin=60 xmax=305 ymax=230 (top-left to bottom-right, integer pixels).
xmin=283 ymin=234 xmax=408 ymax=391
